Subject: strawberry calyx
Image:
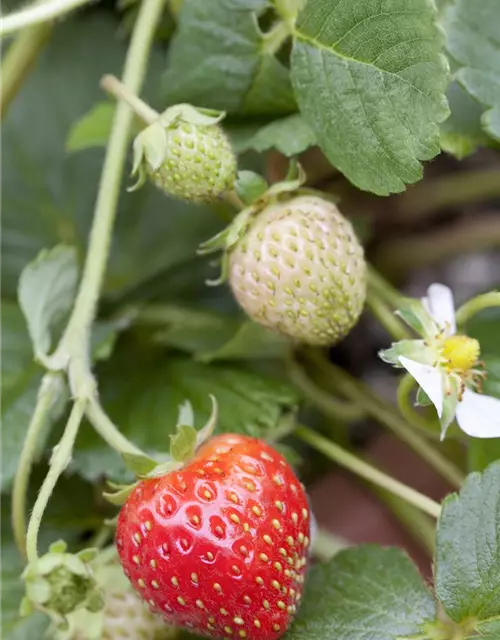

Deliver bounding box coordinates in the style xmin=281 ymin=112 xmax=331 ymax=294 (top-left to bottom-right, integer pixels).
xmin=197 ymin=161 xmax=307 ymax=285
xmin=21 ymin=541 xmax=104 ymax=630
xmin=103 ymin=395 xmax=218 ymax=505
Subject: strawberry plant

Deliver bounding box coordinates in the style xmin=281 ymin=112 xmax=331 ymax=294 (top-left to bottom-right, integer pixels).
xmin=2 ymin=0 xmax=500 ymax=639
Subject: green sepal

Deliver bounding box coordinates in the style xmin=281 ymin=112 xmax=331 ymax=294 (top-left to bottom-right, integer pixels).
xmin=379 ymin=339 xmax=435 ymax=367
xmin=168 ymin=395 xmax=218 ymax=462
xmin=396 ymin=298 xmax=437 ymax=338
xmin=235 ymin=170 xmax=268 ymax=205
xmin=169 ymin=423 xmax=198 ymax=462
xmin=121 ymin=452 xmax=158 ymax=476
xmin=159 ymin=103 xmax=226 ymax=128
xmin=102 ymin=482 xmax=138 ymax=506
xmin=195 ymin=394 xmax=218 ymax=449
xmin=416 ymin=386 xmax=432 ymax=406
xmin=265 ymin=160 xmax=306 ymax=198
xmin=130 ymin=122 xmax=168 ymax=192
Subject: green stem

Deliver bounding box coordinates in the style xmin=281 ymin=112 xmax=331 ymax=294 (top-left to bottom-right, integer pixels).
xmin=455 ymin=291 xmax=500 ymax=326
xmin=1 ymin=0 xmax=93 ymax=36
xmin=312 ymin=529 xmax=350 ymax=563
xmin=23 ymin=0 xmax=165 ymax=562
xmin=26 ymin=400 xmax=85 ymax=562
xmin=86 ymin=397 xmax=143 ymax=455
xmin=306 ymin=350 xmax=464 ymax=488
xmin=366 ymin=292 xmax=411 ymax=340
xmin=262 ymin=20 xmax=291 ymax=55
xmin=12 ymin=373 xmax=65 ymax=557
xmin=366 ymin=265 xmax=402 ymax=309
xmin=397 ymin=373 xmax=440 ymax=440
xmin=286 ymin=351 xmax=365 ymax=422
xmin=55 ymin=0 xmax=166 ymax=377
xmin=296 ymin=425 xmax=441 ymax=519
xmin=100 ymin=74 xmax=159 ymax=125
xmin=1 ymin=24 xmax=52 ymax=118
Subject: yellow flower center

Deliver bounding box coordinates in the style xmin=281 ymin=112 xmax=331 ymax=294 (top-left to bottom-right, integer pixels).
xmin=441 ymin=335 xmax=480 ymax=372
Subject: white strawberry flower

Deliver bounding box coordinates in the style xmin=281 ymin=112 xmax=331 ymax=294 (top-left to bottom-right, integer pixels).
xmin=380 ymin=283 xmax=500 ymax=439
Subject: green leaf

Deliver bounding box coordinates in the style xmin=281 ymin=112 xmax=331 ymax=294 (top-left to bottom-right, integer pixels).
xmin=468 ymin=438 xmax=500 ymax=473
xmin=2 ymin=15 xmax=220 ymax=301
xmin=18 ymin=245 xmax=79 ymax=360
xmin=444 ymin=0 xmax=500 ymax=141
xmin=440 ymin=82 xmax=492 ymax=159
xmin=291 ymin=0 xmax=450 ymax=195
xmin=287 ymin=546 xmax=436 ymax=639
xmin=72 ymin=348 xmax=299 ymax=481
xmin=467 ymin=307 xmax=500 ymax=358
xmin=239 ymin=113 xmax=317 ymax=157
xmin=435 ymin=461 xmax=500 ymax=623
xmin=163 ymin=0 xmax=296 ymax=115
xmin=66 ymin=102 xmax=116 ymax=152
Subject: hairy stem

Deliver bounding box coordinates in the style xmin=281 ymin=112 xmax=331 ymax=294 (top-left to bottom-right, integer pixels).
xmin=12 ymin=373 xmax=65 ymax=557
xmin=23 ymin=0 xmax=165 ymax=562
xmin=26 ymin=400 xmax=85 ymax=562
xmin=1 ymin=0 xmax=93 ymax=36
xmin=455 ymin=291 xmax=500 ymax=326
xmin=1 ymin=24 xmax=52 ymax=118
xmin=305 ymin=350 xmax=464 ymax=488
xmin=86 ymin=397 xmax=143 ymax=455
xmin=296 ymin=426 xmax=441 ymax=519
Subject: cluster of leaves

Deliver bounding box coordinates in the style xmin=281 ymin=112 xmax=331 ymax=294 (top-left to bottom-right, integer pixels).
xmin=2 ymin=0 xmax=500 ymax=638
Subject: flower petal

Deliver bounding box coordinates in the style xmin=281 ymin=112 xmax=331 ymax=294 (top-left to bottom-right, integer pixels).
xmin=421 ymin=283 xmax=456 ymax=335
xmin=399 ymin=356 xmax=444 ymax=417
xmin=439 ymin=376 xmax=460 ymax=440
xmin=455 ymin=389 xmax=500 ymax=438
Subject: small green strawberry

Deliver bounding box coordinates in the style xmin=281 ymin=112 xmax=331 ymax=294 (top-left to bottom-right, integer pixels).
xmin=101 ymin=76 xmax=238 ymax=204
xmin=131 ymin=104 xmax=237 ymax=204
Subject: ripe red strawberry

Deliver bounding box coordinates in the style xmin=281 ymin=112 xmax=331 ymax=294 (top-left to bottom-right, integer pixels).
xmin=116 ymin=434 xmax=311 ymax=640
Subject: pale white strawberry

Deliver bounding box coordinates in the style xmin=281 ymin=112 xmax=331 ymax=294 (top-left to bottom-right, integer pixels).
xmin=228 ymin=195 xmax=366 ymax=345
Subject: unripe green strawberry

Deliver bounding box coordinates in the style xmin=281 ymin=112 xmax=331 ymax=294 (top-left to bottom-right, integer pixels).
xmin=133 ymin=117 xmax=237 ymax=204
xmin=228 ymin=195 xmax=366 ymax=345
